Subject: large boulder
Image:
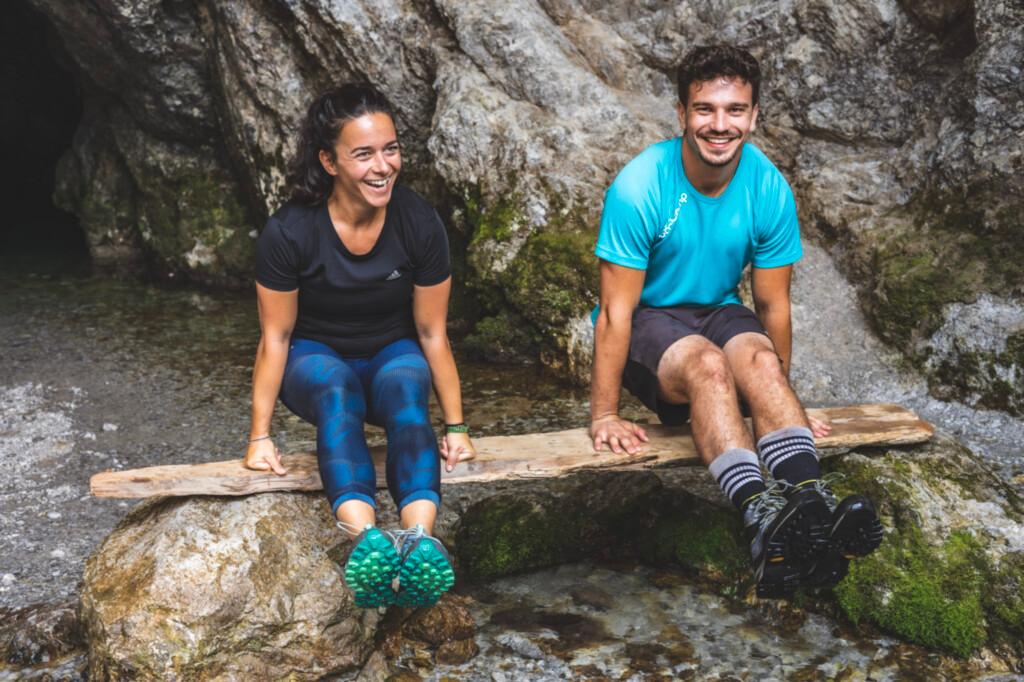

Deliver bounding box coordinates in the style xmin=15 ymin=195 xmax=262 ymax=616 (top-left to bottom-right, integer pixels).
xmin=80 ymin=493 xmax=379 ymax=679
xmin=23 ymin=0 xmax=1024 ymax=401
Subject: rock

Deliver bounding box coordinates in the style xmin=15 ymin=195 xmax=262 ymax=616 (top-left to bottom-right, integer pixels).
xmin=402 ymin=593 xmax=476 ymax=645
xmin=19 ymin=0 xmax=1021 ymax=397
xmin=80 ymin=493 xmax=378 ymax=680
xmin=0 ymin=599 xmax=83 ymax=666
xmin=569 ymin=585 xmax=614 ymax=611
xmin=494 ymin=632 xmax=546 ymax=660
xmin=435 ymin=637 xmax=480 ymax=665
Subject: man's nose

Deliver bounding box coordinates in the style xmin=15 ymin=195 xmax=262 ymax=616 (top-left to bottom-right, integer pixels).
xmin=712 ymin=108 xmax=728 ymax=131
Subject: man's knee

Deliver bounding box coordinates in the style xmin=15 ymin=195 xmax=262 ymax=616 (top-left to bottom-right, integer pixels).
xmin=663 ymin=343 xmax=731 ymax=389
xmin=749 ymin=346 xmax=786 ymax=384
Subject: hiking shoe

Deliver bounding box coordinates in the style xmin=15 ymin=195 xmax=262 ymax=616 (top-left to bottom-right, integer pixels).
xmin=745 ymin=480 xmax=834 ymax=598
xmin=341 ymin=523 xmax=401 ymax=608
xmin=804 ymin=476 xmax=885 ymax=588
xmin=392 ymin=524 xmax=455 ymax=608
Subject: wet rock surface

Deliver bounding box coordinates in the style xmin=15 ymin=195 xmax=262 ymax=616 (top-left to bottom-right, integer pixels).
xmin=21 ymin=0 xmax=1024 ymax=400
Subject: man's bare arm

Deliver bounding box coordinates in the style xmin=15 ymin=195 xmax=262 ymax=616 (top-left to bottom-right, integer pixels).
xmin=590 ymin=261 xmax=649 ymax=453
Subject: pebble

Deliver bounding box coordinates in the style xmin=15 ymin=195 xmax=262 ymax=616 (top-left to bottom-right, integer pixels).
xmin=102 ymin=423 xmax=118 ymax=432
xmin=495 ymin=633 xmax=545 ymax=660
xmin=47 ymin=511 xmax=62 ymax=520
xmin=50 ymin=549 xmax=67 ymax=559
xmin=83 ymin=431 xmax=97 ymax=440
xmin=1 ymin=573 xmax=15 ymax=585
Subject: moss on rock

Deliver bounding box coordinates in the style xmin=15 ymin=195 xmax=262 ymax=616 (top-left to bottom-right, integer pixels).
xmin=835 ymin=527 xmax=987 ymax=658
xmin=860 ymin=184 xmax=1024 ymax=415
xmin=635 ymin=504 xmax=749 ymax=595
xmin=823 ymin=443 xmax=1024 ymax=658
xmin=455 ymin=494 xmax=583 ymax=581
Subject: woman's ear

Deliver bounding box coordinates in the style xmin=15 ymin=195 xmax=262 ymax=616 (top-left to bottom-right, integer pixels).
xmin=318 ymin=149 xmax=337 ymax=177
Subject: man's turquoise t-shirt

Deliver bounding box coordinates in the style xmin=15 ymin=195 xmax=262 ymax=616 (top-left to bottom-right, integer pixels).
xmin=593 ymin=138 xmax=801 ymax=321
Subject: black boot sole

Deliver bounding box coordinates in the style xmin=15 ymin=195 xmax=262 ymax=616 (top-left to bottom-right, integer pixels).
xmin=754 ymin=489 xmax=832 ymax=598
xmin=808 ymin=495 xmax=884 ymax=588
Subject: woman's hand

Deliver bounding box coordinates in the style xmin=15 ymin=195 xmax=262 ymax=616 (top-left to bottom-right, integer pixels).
xmin=244 ymin=438 xmax=287 ymax=475
xmin=440 ymin=432 xmax=476 ymax=473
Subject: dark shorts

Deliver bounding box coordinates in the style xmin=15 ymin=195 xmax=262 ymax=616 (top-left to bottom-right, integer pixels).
xmin=622 ymin=304 xmax=768 ymax=426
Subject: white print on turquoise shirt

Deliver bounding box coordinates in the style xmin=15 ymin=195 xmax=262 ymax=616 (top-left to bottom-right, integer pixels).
xmin=657 ymin=192 xmax=688 ymax=242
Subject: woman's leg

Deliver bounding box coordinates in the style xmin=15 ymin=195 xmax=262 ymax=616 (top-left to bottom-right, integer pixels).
xmin=365 ymin=339 xmax=453 ymax=607
xmin=364 ymin=339 xmax=441 ymax=531
xmin=279 ymin=339 xmax=378 ymax=535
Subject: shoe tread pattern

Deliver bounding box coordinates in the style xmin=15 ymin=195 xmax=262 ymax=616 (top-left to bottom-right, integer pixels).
xmin=344 ymin=528 xmax=401 ymax=608
xmin=396 ymin=540 xmax=455 ymax=608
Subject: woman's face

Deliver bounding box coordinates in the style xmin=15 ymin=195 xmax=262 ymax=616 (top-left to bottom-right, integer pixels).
xmin=320 ymin=112 xmax=401 ymax=210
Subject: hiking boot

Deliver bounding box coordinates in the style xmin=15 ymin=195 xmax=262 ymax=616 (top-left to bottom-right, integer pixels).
xmin=340 ymin=523 xmax=401 ymax=608
xmin=804 ymin=476 xmax=885 ymax=588
xmin=744 ymin=482 xmax=827 ymax=598
xmin=391 ymin=524 xmax=455 ymax=608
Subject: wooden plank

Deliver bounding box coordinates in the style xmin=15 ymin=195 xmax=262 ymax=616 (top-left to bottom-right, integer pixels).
xmin=90 ymin=403 xmax=933 ymax=498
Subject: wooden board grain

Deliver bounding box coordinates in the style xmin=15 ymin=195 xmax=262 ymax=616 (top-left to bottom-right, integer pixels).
xmin=90 ymin=403 xmax=933 ymax=498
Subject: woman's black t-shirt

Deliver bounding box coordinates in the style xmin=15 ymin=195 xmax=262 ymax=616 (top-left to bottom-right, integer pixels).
xmin=255 ymin=185 xmax=451 ymax=358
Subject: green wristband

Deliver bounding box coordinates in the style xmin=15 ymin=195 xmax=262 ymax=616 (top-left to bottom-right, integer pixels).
xmin=445 ymin=423 xmax=469 ymax=434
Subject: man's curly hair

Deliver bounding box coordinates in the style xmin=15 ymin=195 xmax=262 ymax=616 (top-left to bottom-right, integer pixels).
xmin=677 ymin=45 xmax=761 ymax=106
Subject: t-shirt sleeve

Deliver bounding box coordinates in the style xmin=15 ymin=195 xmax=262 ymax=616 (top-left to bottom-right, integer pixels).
xmin=412 ymin=208 xmax=451 ymax=286
xmin=594 ymin=178 xmax=655 ymax=270
xmin=255 ymin=216 xmax=300 ymax=291
xmin=752 ymin=177 xmax=802 ymax=269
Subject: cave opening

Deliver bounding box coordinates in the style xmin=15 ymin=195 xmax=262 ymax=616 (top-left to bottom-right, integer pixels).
xmin=0 ymin=0 xmax=86 ymax=262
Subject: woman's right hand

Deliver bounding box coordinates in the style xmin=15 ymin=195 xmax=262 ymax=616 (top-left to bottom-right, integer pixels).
xmin=244 ymin=438 xmax=288 ymax=475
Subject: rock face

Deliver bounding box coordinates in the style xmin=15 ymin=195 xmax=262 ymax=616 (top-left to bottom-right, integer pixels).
xmin=24 ymin=0 xmax=1024 ymax=403
xmin=79 ymin=437 xmax=1023 ymax=674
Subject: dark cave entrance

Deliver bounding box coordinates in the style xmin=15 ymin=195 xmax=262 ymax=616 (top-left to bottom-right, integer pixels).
xmin=0 ymin=0 xmax=85 ymax=260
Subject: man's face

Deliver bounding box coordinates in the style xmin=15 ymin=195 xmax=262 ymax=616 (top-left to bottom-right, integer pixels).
xmin=677 ymin=77 xmax=758 ymax=168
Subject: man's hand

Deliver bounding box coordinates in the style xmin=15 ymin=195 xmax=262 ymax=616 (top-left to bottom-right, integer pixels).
xmin=590 ymin=415 xmax=649 ymax=455
xmin=808 ymin=413 xmax=832 ymax=439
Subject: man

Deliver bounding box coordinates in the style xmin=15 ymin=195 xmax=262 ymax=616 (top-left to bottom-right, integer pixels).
xmin=589 ymin=44 xmax=882 ymax=597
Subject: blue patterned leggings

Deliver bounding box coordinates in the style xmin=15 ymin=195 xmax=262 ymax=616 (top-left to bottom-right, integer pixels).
xmin=280 ymin=337 xmax=440 ymax=513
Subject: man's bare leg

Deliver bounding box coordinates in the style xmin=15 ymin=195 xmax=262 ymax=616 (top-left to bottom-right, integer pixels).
xmin=721 ymin=332 xmax=808 ymax=439
xmin=656 ymin=335 xmax=753 ymax=465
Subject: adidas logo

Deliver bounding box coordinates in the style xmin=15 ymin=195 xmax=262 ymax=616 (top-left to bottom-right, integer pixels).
xmin=385 ymin=269 xmax=402 ymax=281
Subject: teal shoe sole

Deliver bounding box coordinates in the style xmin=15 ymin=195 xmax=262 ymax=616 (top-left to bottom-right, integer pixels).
xmin=396 ymin=540 xmax=455 ymax=608
xmin=344 ymin=528 xmax=400 ymax=608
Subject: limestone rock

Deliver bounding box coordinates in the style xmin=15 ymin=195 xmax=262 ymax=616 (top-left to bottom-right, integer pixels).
xmin=80 ymin=493 xmax=378 ymax=680
xmin=24 ymin=0 xmax=1024 ymax=400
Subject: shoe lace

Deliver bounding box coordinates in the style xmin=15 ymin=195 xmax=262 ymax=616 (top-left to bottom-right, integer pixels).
xmin=389 ymin=523 xmax=427 ymax=556
xmin=745 ymin=480 xmax=788 ymax=530
xmin=810 ymin=472 xmax=844 ymax=509
xmin=336 ymin=521 xmax=373 ymax=538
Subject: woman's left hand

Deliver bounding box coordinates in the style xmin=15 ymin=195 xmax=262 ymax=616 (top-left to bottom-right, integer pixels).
xmin=440 ymin=432 xmax=476 ymax=473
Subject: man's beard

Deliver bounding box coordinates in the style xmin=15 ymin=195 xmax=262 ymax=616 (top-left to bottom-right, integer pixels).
xmin=685 ymin=129 xmax=742 ymax=167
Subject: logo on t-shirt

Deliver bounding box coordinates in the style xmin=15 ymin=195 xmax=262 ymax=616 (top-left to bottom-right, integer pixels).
xmin=657 ymin=192 xmax=688 ymax=242
xmin=385 ymin=269 xmax=402 ymax=281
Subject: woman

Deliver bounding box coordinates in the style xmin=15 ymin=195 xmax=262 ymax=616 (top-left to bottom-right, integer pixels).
xmin=244 ymin=83 xmax=476 ymax=609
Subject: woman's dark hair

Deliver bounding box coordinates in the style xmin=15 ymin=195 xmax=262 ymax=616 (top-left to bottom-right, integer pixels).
xmin=287 ymin=82 xmax=396 ymax=205
xmin=676 ymin=45 xmax=761 ymax=107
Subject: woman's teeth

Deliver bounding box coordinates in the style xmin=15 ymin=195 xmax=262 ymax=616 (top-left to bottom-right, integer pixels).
xmin=366 ymin=178 xmax=390 ymax=188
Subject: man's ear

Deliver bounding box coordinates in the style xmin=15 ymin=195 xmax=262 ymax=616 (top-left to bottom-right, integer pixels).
xmin=318 ymin=149 xmax=337 ymax=177
xmin=750 ymin=104 xmax=759 ymax=134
